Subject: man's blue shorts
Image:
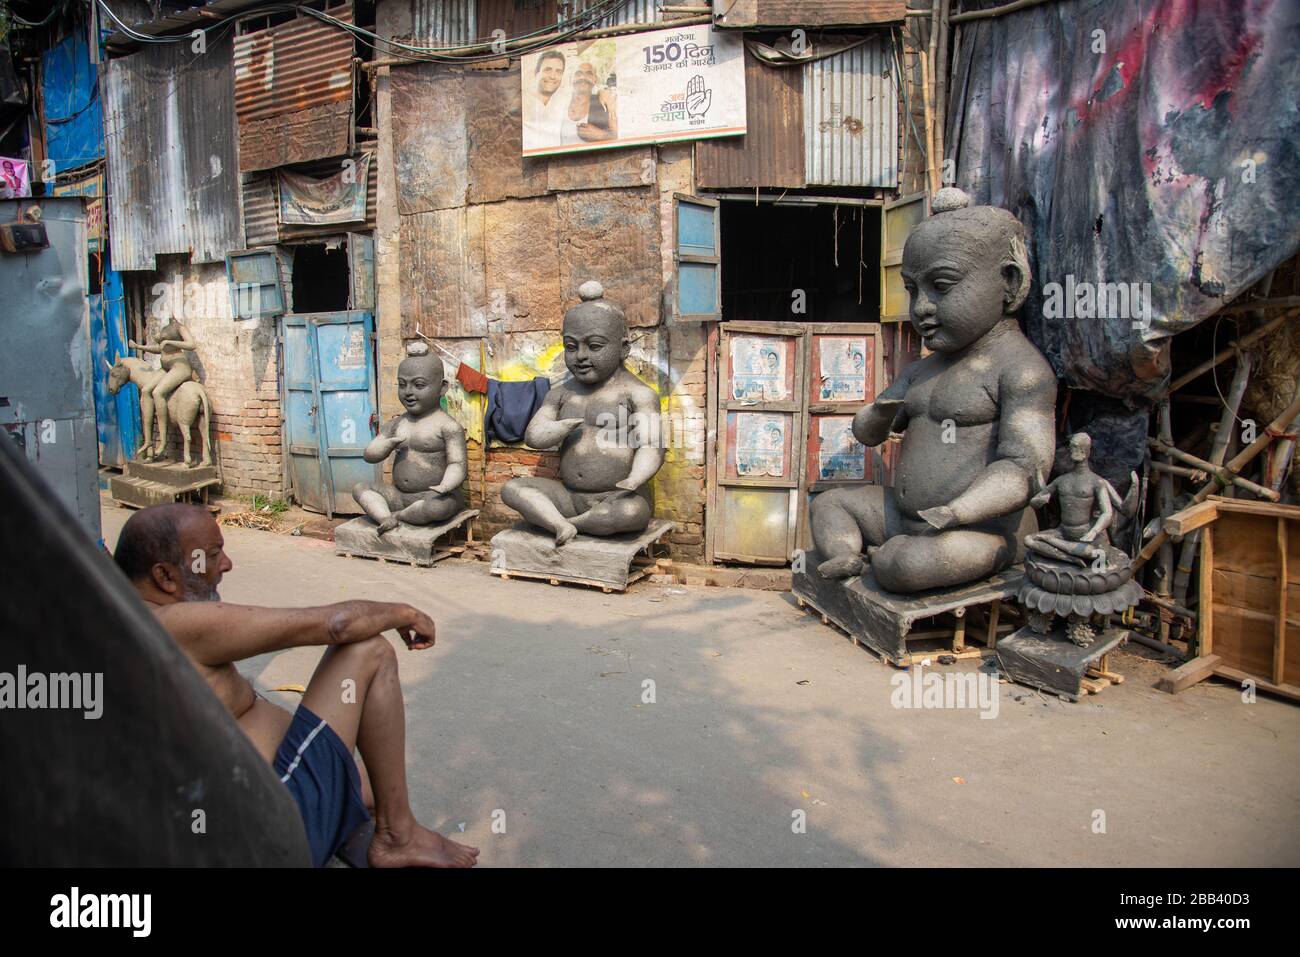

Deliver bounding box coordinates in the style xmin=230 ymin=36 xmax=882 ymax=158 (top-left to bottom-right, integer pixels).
xmin=273 ymin=703 xmax=371 ymax=867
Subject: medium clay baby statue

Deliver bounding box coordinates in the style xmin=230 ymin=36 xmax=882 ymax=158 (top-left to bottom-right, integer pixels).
xmin=501 ymin=281 xmax=665 ymax=545
xmin=352 ymin=341 xmax=467 ymax=535
xmin=809 ymin=188 xmax=1056 ymax=593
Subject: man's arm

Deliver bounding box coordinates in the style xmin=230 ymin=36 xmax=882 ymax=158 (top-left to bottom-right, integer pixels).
xmin=153 ymin=599 xmax=436 ymax=667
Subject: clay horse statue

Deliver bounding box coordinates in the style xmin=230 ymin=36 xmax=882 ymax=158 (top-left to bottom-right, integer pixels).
xmin=106 ymin=355 xmax=213 ymax=468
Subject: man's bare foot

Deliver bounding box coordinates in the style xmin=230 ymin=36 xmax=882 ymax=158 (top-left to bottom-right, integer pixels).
xmin=817 ymin=554 xmax=863 ymax=579
xmin=375 ymin=517 xmax=400 ymax=536
xmin=367 ymin=824 xmax=480 ymax=869
xmin=554 ymin=521 xmax=578 ymax=546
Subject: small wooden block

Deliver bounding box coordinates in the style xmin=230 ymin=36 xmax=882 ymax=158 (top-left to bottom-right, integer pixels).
xmin=1155 ymin=654 xmax=1222 ymax=695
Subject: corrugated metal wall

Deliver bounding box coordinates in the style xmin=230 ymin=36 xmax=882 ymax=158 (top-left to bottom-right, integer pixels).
xmin=233 ymin=1 xmax=355 ymax=171
xmin=803 ymin=36 xmax=897 ymax=187
xmin=242 ymin=149 xmax=379 ymax=247
xmin=574 ymin=0 xmax=660 ymax=26
xmin=104 ymin=34 xmax=242 ymax=271
xmin=412 ymin=0 xmax=477 ymax=44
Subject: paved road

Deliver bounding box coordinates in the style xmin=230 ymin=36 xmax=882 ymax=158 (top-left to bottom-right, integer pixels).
xmin=104 ymin=505 xmax=1300 ymax=867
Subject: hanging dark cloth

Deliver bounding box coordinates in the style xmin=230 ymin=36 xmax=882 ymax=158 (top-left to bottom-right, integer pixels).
xmin=485 ymin=377 xmax=551 ymax=444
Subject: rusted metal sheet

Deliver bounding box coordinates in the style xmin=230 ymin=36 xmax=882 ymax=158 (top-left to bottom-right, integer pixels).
xmin=399 ymin=205 xmax=488 ymax=339
xmin=696 ymin=47 xmax=804 ymax=189
xmin=234 ymin=2 xmax=355 ymax=171
xmin=556 ymin=187 xmax=661 ymax=328
xmin=392 ymin=64 xmax=468 ymax=213
xmin=242 ymin=150 xmax=378 ymax=247
xmin=575 ymin=0 xmax=660 ymax=26
xmin=476 ymin=0 xmax=555 ymax=39
xmin=104 ymin=35 xmax=242 ymax=271
xmin=713 ymin=0 xmax=907 ymax=28
xmin=804 ymin=35 xmax=897 ymax=187
xmin=465 ymin=65 xmax=549 ymax=203
xmin=412 ymin=0 xmax=476 ymax=44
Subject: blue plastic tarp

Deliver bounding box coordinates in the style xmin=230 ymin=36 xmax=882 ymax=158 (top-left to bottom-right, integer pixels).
xmin=42 ymin=30 xmax=103 ymax=172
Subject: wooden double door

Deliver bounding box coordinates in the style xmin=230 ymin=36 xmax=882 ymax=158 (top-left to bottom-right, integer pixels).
xmin=705 ymin=320 xmax=908 ymax=565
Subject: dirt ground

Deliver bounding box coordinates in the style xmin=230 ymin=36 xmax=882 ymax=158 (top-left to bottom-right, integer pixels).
xmin=102 ymin=499 xmax=1300 ymax=867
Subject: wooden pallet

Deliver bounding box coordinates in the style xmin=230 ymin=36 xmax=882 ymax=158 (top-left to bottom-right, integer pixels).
xmin=489 ymin=519 xmax=674 ymax=593
xmin=334 ymin=510 xmax=478 ymax=568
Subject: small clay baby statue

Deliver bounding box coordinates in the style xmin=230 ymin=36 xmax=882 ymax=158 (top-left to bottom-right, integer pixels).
xmin=352 ymin=341 xmax=467 ymax=535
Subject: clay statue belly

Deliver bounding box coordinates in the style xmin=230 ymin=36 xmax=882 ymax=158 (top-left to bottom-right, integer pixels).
xmin=393 ymin=448 xmax=446 ymax=492
xmin=560 ymin=427 xmax=635 ymax=491
xmin=892 ymin=418 xmax=998 ymax=517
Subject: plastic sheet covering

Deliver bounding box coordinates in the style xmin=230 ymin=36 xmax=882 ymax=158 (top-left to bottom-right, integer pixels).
xmin=42 ymin=30 xmax=104 ymax=172
xmin=949 ymin=0 xmax=1300 ymax=403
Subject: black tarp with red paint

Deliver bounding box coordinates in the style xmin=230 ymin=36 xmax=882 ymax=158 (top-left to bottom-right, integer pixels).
xmin=948 ymin=0 xmax=1300 ymax=404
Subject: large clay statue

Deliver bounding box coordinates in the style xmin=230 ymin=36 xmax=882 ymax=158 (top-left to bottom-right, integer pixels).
xmin=352 ymin=342 xmax=467 ymax=535
xmin=809 ymin=188 xmax=1057 ymax=592
xmin=106 ymin=355 xmax=213 ymax=467
xmin=1018 ymin=432 xmax=1141 ymax=646
xmin=128 ymin=320 xmax=199 ymax=460
xmin=501 ymin=281 xmax=664 ymax=545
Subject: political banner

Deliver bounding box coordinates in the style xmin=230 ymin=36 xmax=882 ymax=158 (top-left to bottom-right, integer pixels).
xmin=521 ymin=24 xmax=745 ymax=158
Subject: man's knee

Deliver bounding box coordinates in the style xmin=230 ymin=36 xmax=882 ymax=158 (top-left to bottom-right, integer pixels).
xmin=332 ymin=633 xmax=395 ymax=672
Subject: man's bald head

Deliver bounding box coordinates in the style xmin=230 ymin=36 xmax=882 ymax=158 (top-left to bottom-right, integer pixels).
xmin=115 ymin=503 xmax=231 ymax=603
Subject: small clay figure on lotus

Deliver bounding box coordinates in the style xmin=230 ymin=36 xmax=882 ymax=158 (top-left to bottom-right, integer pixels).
xmin=809 ymin=187 xmax=1057 ymax=593
xmin=501 ymin=281 xmax=665 ymax=545
xmin=352 ymin=341 xmax=467 ymax=535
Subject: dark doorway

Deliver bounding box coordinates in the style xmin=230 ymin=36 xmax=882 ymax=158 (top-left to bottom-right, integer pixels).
xmin=720 ymin=201 xmax=881 ymax=324
xmin=290 ymin=242 xmax=349 ymax=313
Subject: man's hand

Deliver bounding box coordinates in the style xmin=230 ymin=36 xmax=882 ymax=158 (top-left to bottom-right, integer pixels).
xmin=394 ymin=605 xmax=436 ymax=650
xmin=576 ymin=123 xmax=613 ymax=141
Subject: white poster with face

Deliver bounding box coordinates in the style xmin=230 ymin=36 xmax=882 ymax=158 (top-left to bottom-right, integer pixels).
xmin=730 ymin=336 xmax=789 ymax=402
xmin=734 ymin=412 xmax=785 ymax=478
xmin=818 ymin=337 xmax=868 ymax=402
xmin=817 ymin=417 xmax=865 ymax=480
xmin=520 ymin=25 xmax=746 ymax=157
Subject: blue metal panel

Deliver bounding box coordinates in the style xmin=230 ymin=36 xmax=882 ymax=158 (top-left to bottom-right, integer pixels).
xmin=280 ymin=310 xmax=379 ymax=516
xmin=88 ymin=265 xmax=139 ymax=467
xmin=674 ymin=195 xmax=721 ymax=322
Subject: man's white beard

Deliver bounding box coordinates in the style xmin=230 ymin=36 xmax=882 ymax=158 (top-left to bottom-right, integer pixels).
xmin=181 ymin=570 xmax=220 ymax=602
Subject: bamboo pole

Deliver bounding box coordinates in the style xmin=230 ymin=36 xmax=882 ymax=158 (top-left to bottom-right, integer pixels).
xmin=1136 ymin=390 xmax=1300 ymax=569
xmin=1167 ymin=307 xmax=1298 ymax=394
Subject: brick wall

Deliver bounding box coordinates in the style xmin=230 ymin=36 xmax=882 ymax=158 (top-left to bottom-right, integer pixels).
xmin=131 ymin=258 xmax=285 ymax=499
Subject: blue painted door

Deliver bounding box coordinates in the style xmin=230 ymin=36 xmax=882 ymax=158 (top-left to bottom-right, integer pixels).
xmin=281 ymin=311 xmax=379 ymax=516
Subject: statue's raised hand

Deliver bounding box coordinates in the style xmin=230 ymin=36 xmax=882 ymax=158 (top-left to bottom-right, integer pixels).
xmin=918 ymin=505 xmax=959 ymax=531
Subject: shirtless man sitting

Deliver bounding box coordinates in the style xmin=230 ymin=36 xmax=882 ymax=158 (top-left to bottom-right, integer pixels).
xmin=113 ymin=503 xmax=479 ymax=868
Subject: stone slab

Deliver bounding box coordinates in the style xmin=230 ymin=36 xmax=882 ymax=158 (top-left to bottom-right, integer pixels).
xmin=489 ymin=519 xmax=674 ymax=592
xmin=334 ymin=510 xmax=479 ymax=567
xmin=996 ymin=625 xmax=1128 ymax=701
xmin=793 ymin=554 xmax=1023 ymax=663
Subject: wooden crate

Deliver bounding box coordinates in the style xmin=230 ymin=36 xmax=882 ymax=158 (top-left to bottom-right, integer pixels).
xmin=1157 ymin=496 xmax=1300 ymax=701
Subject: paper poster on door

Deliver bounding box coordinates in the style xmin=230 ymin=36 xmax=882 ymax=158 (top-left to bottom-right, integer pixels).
xmin=817 ymin=417 xmax=865 ymax=480
xmin=734 ymin=412 xmax=786 ymax=477
xmin=730 ymin=336 xmax=790 ymax=402
xmin=336 ymin=327 xmax=367 ymax=369
xmin=818 ymin=337 xmax=867 ymax=402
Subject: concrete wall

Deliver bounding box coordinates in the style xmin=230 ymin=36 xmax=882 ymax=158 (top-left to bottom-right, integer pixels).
xmin=131 ymin=258 xmax=284 ymax=499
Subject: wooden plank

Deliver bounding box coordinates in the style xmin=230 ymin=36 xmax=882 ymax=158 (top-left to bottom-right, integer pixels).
xmin=1278 ymin=517 xmax=1289 ymax=686
xmin=716 ymin=0 xmax=907 ymax=28
xmin=1214 ymin=512 xmax=1282 ymax=578
xmin=1200 ymin=525 xmax=1213 ymax=656
xmin=1162 ymin=499 xmax=1219 ymax=537
xmin=1211 ymin=664 xmax=1300 ymax=703
xmin=1155 ymin=654 xmax=1222 ymax=694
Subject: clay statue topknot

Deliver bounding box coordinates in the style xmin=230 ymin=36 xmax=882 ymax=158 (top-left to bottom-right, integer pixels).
xmin=930 ymin=186 xmax=971 ymax=214
xmin=578 ymin=280 xmax=604 ymax=301
xmin=406 ymin=340 xmax=431 ymax=357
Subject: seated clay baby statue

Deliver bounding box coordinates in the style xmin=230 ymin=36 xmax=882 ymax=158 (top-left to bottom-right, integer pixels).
xmin=809 ymin=188 xmax=1056 ymax=592
xmin=501 ymin=281 xmax=665 ymax=545
xmin=352 ymin=341 xmax=467 ymax=535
